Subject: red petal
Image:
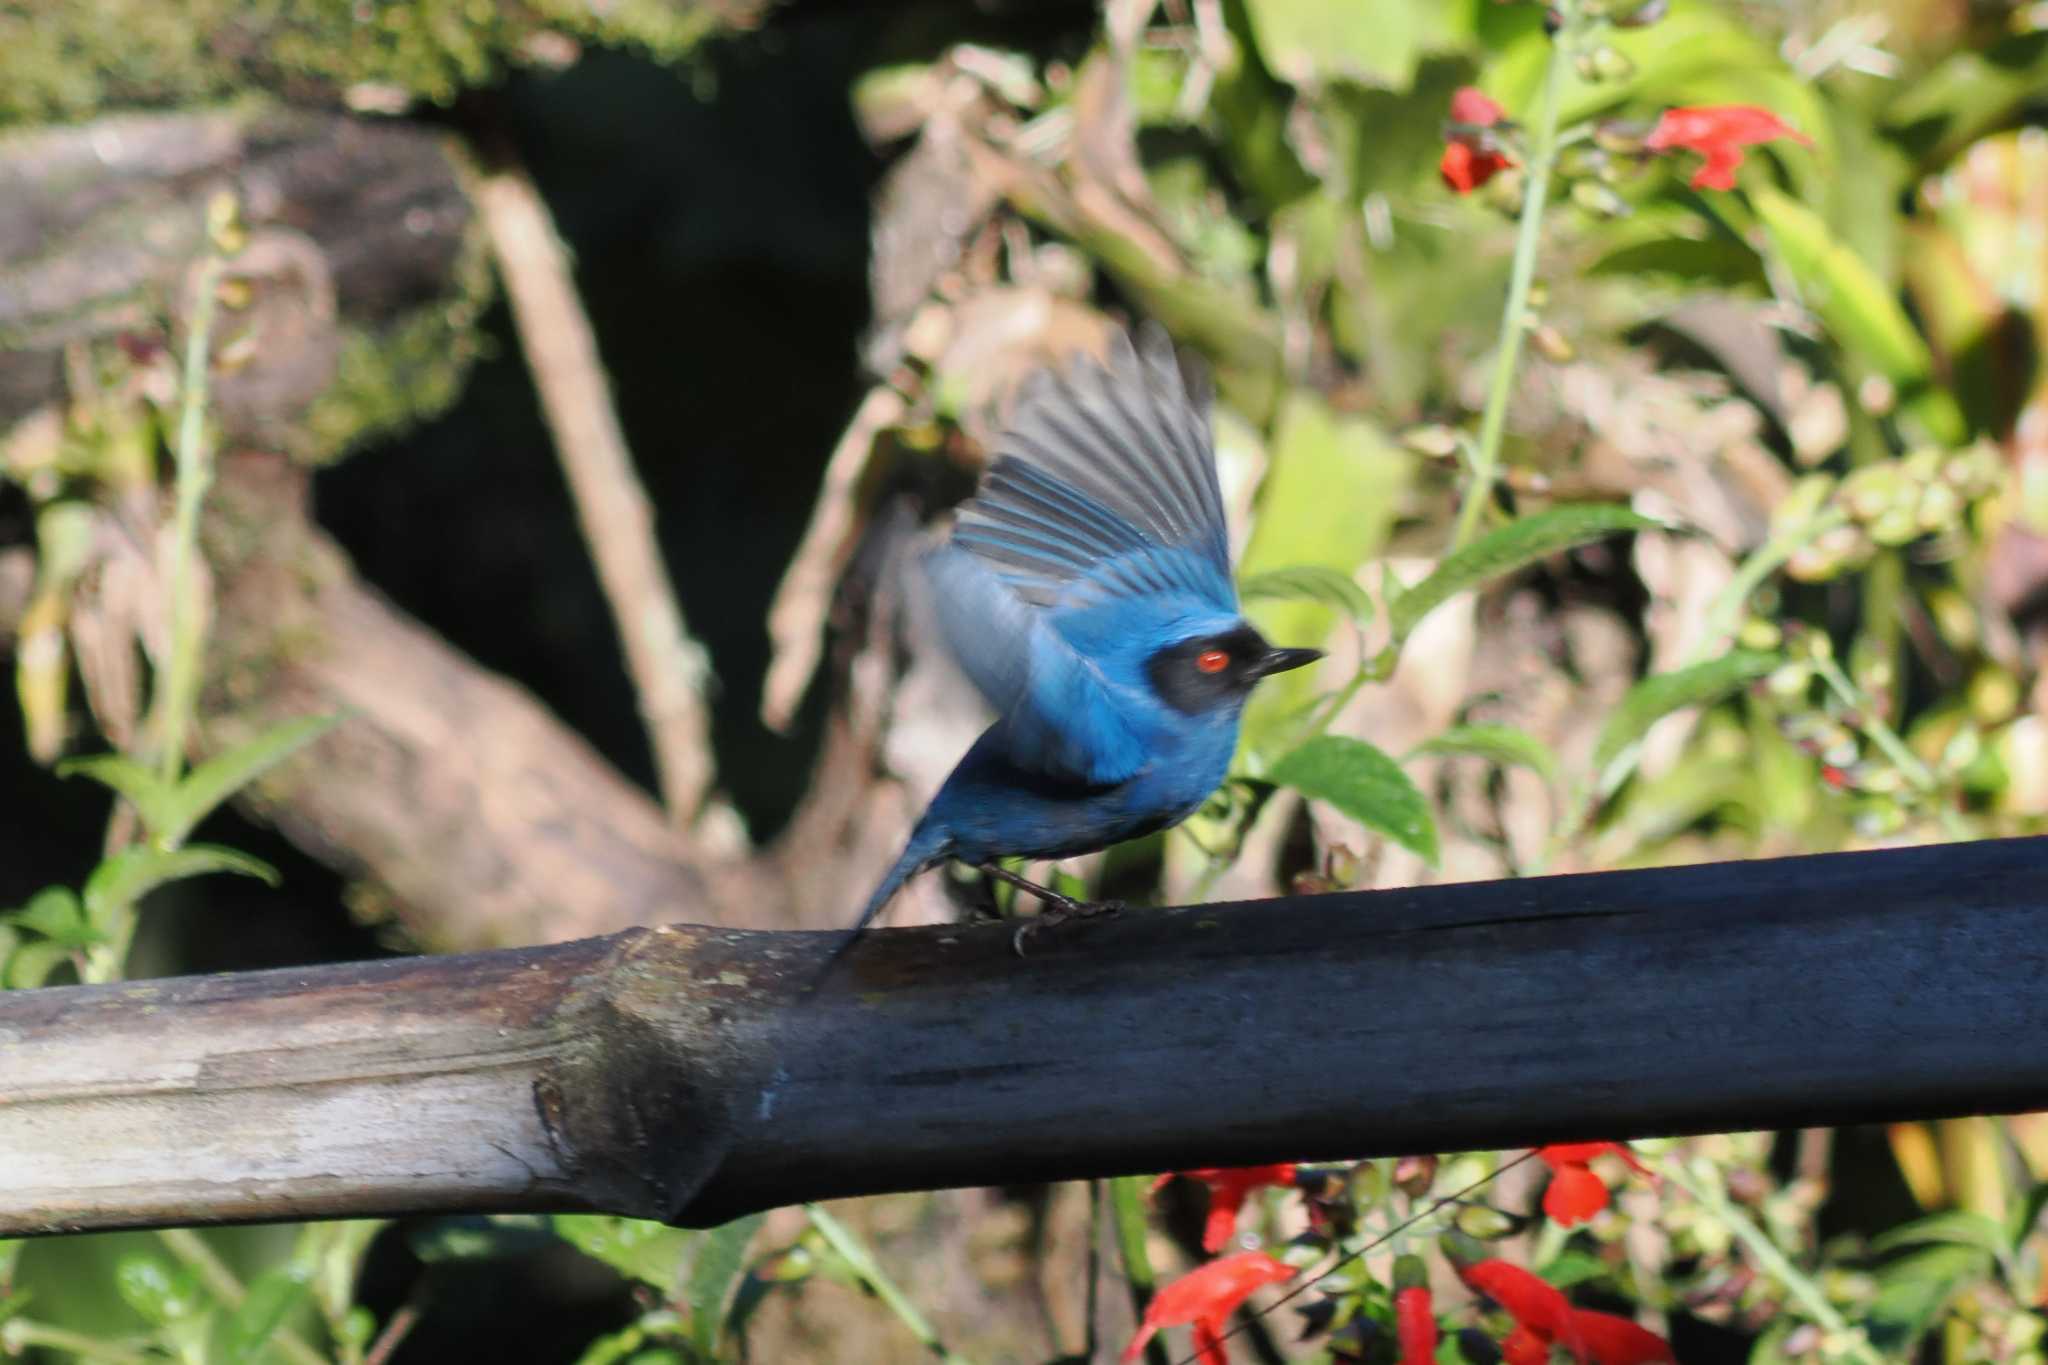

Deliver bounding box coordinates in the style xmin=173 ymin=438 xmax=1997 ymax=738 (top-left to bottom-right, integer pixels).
xmin=1646 ymin=104 xmax=1810 ymax=152
xmin=1133 ymin=1252 xmax=1298 ymax=1337
xmin=1573 ymin=1310 xmax=1676 ymax=1365
xmin=1397 ymin=1286 xmax=1439 ymax=1365
xmin=1540 ymin=1144 xmax=1653 ymax=1178
xmin=1503 ymin=1325 xmax=1553 ymax=1365
xmin=1440 ymin=143 xmax=1514 ymax=193
xmin=1159 ymin=1166 xmax=1296 ymax=1253
xmin=1202 ymin=1202 xmax=1241 ymax=1254
xmin=1459 ymin=1262 xmax=1585 ymax=1360
xmin=1450 ymin=86 xmax=1508 ymax=126
xmin=1542 ymin=1164 xmax=1611 ymax=1227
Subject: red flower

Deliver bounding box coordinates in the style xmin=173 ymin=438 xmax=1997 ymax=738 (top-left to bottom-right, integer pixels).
xmin=1504 ymin=1325 xmax=1553 ymax=1365
xmin=1644 ymin=104 xmax=1812 ymax=190
xmin=1151 ymin=1164 xmax=1298 ymax=1253
xmin=1441 ymin=86 xmax=1516 ymax=193
xmin=1123 ymin=1251 xmax=1298 ymax=1365
xmin=1396 ymin=1285 xmax=1439 ymax=1365
xmin=1536 ymin=1143 xmax=1653 ymax=1227
xmin=1459 ymin=1260 xmax=1581 ymax=1359
xmin=1573 ymin=1310 xmax=1677 ymax=1365
xmin=1460 ymin=1261 xmax=1674 ymax=1365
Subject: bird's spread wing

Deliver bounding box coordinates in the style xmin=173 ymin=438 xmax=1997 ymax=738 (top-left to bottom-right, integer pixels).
xmin=927 ymin=327 xmax=1236 ymax=785
xmin=952 ymin=328 xmax=1235 ymax=613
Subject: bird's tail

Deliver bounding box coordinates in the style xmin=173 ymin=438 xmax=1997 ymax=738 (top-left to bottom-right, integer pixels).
xmin=849 ymin=824 xmax=950 ymax=934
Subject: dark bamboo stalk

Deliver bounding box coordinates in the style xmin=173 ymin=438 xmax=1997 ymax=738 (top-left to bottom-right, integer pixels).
xmin=3 ymin=836 xmax=2045 ymax=1236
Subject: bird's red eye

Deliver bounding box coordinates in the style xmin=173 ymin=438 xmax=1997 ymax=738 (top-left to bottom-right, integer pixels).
xmin=1195 ymin=648 xmax=1230 ymax=674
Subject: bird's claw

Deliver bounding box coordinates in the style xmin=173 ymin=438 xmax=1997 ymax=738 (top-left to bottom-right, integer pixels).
xmin=1010 ymin=899 xmax=1125 ymax=956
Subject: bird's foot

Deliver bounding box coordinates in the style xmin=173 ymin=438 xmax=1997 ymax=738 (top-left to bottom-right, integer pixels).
xmin=1011 ymin=898 xmax=1125 ymax=956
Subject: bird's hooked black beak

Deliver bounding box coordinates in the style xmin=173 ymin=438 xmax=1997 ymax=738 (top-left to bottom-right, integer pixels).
xmin=1251 ymin=645 xmax=1324 ymax=679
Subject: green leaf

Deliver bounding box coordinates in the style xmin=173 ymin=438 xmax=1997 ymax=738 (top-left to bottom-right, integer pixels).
xmin=157 ymin=713 xmax=344 ymax=848
xmin=689 ymin=1213 xmax=765 ymax=1356
xmin=1750 ymin=186 xmax=1965 ymax=445
xmin=5 ymin=886 xmax=95 ymax=948
xmin=5 ymin=939 xmax=73 ymax=989
xmin=1237 ymin=395 xmax=1412 ymax=757
xmin=212 ymin=1267 xmax=311 ymax=1365
xmin=114 ymin=1254 xmax=204 ymax=1326
xmin=1866 ymin=1243 xmax=1994 ymax=1351
xmin=552 ymin=1215 xmax=695 ymax=1291
xmin=408 ymin=1215 xmax=558 ymax=1263
xmin=1268 ymin=735 xmax=1439 ymax=865
xmin=1408 ymin=725 xmax=1562 ymax=788
xmin=1241 ymin=0 xmax=1444 ymax=90
xmin=55 ymin=754 xmax=176 ymax=834
xmin=1871 ymin=1209 xmax=2009 ymax=1258
xmin=1240 ymin=564 xmax=1374 ymax=628
xmin=1590 ymin=652 xmax=1777 ymax=800
xmin=1389 ymin=505 xmax=1659 ymax=644
xmin=82 ymin=845 xmax=279 ymax=934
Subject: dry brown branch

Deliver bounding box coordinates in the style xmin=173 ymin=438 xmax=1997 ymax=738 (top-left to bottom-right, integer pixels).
xmin=476 ymin=168 xmax=719 ymax=825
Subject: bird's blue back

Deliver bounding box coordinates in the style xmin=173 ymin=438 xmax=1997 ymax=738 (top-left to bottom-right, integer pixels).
xmin=850 ymin=327 xmax=1289 ymax=932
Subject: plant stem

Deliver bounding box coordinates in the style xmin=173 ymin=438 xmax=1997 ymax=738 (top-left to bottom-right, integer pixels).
xmin=805 ymin=1204 xmax=973 ymax=1365
xmin=1661 ymin=1157 xmax=1883 ymax=1365
xmin=158 ymin=253 xmax=225 ymax=788
xmin=1109 ymin=1175 xmax=1171 ymax=1365
xmin=1810 ymin=653 xmax=1938 ymax=793
xmin=0 ymin=1320 xmax=154 ymax=1364
xmin=158 ymin=1228 xmax=328 ymax=1365
xmin=1451 ymin=14 xmax=1573 ymax=550
xmin=1690 ymin=507 xmax=1849 ymax=666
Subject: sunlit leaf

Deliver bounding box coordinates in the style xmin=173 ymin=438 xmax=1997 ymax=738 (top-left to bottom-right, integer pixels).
xmin=1238 ymin=395 xmax=1410 ymax=757
xmin=1750 ymin=186 xmax=1965 ymax=445
xmin=81 ymin=844 xmax=279 ymax=934
xmin=1871 ymin=1210 xmax=2008 ymax=1258
xmin=689 ymin=1212 xmax=766 ymax=1355
xmin=55 ymin=754 xmax=175 ymax=835
xmin=114 ymin=1254 xmax=204 ymax=1326
xmin=1591 ymin=652 xmax=1776 ymax=800
xmin=409 ymin=1215 xmax=557 ymax=1263
xmin=553 ymin=1214 xmax=695 ymax=1291
xmin=4 ymin=886 xmax=95 ymax=948
xmin=212 ymin=1267 xmax=311 ymax=1365
xmin=1389 ymin=505 xmax=1659 ymax=643
xmin=1240 ymin=564 xmax=1374 ymax=627
xmin=1269 ymin=735 xmax=1439 ymax=865
xmin=1409 ymin=725 xmax=1562 ymax=788
xmin=156 ymin=713 xmax=345 ymax=848
xmin=5 ymin=939 xmax=73 ymax=990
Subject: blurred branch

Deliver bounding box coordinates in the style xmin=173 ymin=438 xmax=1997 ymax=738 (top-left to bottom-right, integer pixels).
xmin=477 ymin=168 xmax=719 ymax=825
xmin=4 ymin=836 xmax=2044 ymax=1237
xmin=0 ymin=549 xmax=29 ymax=632
xmin=761 ymin=383 xmax=906 ymax=730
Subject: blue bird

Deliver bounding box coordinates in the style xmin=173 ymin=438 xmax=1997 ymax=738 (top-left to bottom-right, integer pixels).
xmin=850 ymin=327 xmax=1323 ymax=936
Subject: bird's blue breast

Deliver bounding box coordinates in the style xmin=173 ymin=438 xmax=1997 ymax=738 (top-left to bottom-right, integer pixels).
xmin=927 ymin=706 xmax=1241 ymax=866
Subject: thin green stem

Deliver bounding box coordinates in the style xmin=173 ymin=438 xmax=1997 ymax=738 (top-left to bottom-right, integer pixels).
xmin=1810 ymin=654 xmax=1937 ymax=793
xmin=0 ymin=1320 xmax=154 ymax=1364
xmin=1661 ymin=1157 xmax=1883 ymax=1365
xmin=158 ymin=1228 xmax=328 ymax=1365
xmin=158 ymin=253 xmax=226 ymax=788
xmin=1452 ymin=15 xmax=1573 ymax=549
xmin=1690 ymin=508 xmax=1850 ymax=667
xmin=1110 ymin=1175 xmax=1170 ymax=1365
xmin=805 ymin=1204 xmax=973 ymax=1365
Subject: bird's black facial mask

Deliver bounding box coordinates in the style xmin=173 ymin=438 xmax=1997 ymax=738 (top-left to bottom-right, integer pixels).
xmin=1146 ymin=626 xmax=1323 ymax=716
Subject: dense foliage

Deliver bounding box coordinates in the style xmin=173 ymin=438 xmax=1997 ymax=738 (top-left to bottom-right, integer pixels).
xmin=4 ymin=0 xmax=2048 ymax=1361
